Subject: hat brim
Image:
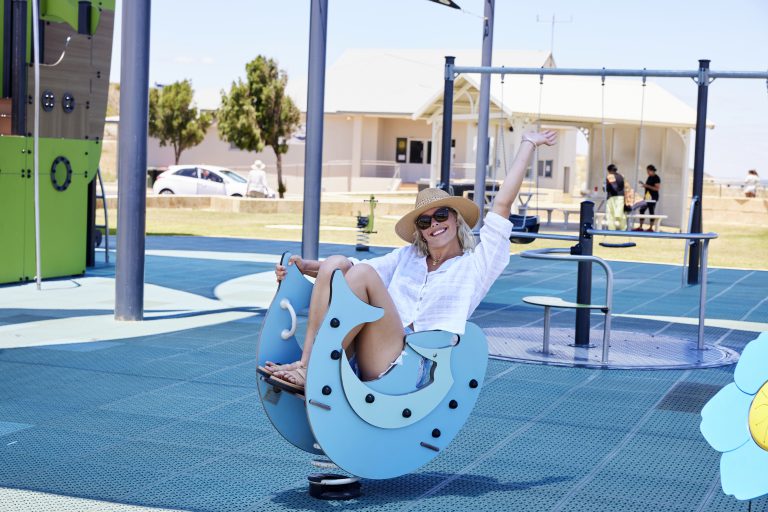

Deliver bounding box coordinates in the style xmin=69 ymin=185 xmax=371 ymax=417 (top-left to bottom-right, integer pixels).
xmin=395 ymin=196 xmax=480 ymax=243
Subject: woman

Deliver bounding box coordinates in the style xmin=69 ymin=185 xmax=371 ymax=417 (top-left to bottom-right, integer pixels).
xmin=264 ymin=130 xmax=557 ymax=391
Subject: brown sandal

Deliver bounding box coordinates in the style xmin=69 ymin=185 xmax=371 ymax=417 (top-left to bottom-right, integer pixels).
xmin=267 ymin=365 xmax=307 ymax=394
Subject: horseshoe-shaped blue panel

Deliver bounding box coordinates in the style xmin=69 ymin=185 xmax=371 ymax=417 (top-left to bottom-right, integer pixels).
xmin=305 ymin=270 xmax=488 ymax=479
xmin=255 ymin=252 xmax=322 ymax=455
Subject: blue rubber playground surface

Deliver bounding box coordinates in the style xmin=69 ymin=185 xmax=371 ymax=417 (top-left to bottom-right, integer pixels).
xmin=1 ymin=236 xmax=767 ymax=511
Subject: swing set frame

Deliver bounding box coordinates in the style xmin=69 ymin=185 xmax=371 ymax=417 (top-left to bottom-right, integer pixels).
xmin=439 ymin=58 xmax=768 ymax=285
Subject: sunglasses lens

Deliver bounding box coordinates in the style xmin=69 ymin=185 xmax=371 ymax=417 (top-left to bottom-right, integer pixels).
xmin=434 ymin=208 xmax=450 ymax=222
xmin=416 ymin=216 xmax=432 ymax=229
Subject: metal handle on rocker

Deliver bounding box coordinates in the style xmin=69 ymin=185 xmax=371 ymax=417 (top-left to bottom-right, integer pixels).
xmin=280 ymin=298 xmax=297 ymax=340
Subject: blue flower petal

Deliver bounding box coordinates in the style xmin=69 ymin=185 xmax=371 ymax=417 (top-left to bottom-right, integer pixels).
xmin=720 ymin=439 xmax=768 ymax=501
xmin=701 ymin=383 xmax=753 ymax=453
xmin=734 ymin=333 xmax=768 ymax=395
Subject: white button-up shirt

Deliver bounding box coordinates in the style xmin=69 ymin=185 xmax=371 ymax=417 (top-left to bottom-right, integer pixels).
xmin=360 ymin=212 xmax=513 ymax=334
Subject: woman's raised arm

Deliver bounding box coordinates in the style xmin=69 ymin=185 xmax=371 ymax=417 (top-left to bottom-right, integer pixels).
xmin=492 ymin=130 xmax=557 ymax=218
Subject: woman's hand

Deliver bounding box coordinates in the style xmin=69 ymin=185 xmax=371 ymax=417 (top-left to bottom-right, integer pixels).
xmin=275 ymin=255 xmax=303 ymax=282
xmin=491 ymin=129 xmax=558 ymax=218
xmin=522 ymin=129 xmax=558 ymax=147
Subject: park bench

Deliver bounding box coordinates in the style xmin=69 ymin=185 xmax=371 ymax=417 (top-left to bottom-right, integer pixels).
xmin=627 ymin=213 xmax=667 ymax=231
xmin=523 ymin=206 xmax=582 ymax=229
xmin=594 ymin=212 xmax=667 ymax=231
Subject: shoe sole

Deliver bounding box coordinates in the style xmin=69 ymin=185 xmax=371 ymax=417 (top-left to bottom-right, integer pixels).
xmin=265 ymin=375 xmax=305 ymax=395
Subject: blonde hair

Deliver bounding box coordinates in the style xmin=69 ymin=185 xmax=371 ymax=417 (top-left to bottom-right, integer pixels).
xmin=411 ymin=209 xmax=476 ymax=256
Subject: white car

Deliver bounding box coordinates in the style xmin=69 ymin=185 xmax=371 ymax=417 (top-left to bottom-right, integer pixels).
xmin=152 ymin=165 xmax=248 ymax=197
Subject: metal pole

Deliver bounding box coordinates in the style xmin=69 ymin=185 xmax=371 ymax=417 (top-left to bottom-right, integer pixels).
xmin=575 ymin=200 xmax=594 ymax=346
xmin=439 ymin=56 xmax=455 ymax=192
xmin=30 ymin=0 xmax=41 ymax=289
xmin=114 ymin=0 xmax=151 ymax=321
xmin=688 ymin=59 xmax=710 ymax=285
xmin=601 ymin=264 xmax=614 ymax=363
xmin=301 ymin=0 xmax=328 ymax=260
xmin=697 ymin=239 xmax=710 ymax=350
xmin=10 ymin=0 xmax=26 ymax=135
xmin=542 ymin=306 xmax=551 ymax=354
xmin=472 ymin=0 xmax=494 ymax=224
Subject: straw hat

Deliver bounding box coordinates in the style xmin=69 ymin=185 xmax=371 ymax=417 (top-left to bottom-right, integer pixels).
xmin=395 ymin=188 xmax=480 ymax=243
xmin=250 ymin=160 xmax=266 ymax=171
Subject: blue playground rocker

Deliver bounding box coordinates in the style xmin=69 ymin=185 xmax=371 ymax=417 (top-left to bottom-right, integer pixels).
xmin=255 ymin=252 xmax=488 ymax=494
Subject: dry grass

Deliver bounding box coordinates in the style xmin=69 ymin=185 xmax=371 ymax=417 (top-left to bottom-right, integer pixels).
xmin=105 ymin=208 xmax=768 ymax=270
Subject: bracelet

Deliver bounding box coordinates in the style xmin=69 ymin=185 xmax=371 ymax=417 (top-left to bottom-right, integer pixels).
xmin=521 ymin=137 xmax=537 ymax=150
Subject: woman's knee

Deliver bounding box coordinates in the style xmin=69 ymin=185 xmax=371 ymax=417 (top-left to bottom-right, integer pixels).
xmin=318 ymin=255 xmax=352 ymax=277
xmin=345 ymin=262 xmax=377 ymax=285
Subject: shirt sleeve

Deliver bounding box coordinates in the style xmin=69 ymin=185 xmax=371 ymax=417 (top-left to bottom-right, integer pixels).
xmin=471 ymin=211 xmax=512 ymax=282
xmin=359 ymin=246 xmax=406 ymax=287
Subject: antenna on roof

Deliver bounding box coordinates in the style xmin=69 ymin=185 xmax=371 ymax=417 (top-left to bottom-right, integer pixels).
xmin=536 ymin=13 xmax=573 ymax=59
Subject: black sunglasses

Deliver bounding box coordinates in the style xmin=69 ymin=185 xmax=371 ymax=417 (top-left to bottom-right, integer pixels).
xmin=415 ymin=207 xmax=453 ymax=230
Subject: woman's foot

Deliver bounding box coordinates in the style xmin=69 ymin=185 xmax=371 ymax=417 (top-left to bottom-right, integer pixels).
xmin=265 ymin=360 xmax=301 ymax=372
xmin=257 ymin=360 xmax=301 ymax=378
xmin=269 ymin=365 xmax=307 ymax=393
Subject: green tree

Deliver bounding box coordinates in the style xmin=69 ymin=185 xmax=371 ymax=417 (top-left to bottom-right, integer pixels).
xmin=148 ymin=80 xmax=212 ymax=164
xmin=218 ymin=56 xmax=300 ymax=198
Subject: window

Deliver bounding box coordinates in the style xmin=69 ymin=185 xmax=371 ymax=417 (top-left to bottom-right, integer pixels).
xmin=219 ymin=170 xmax=247 ymax=183
xmin=538 ymin=159 xmax=553 ymax=178
xmin=396 ymin=138 xmax=452 ymax=165
xmin=208 ymin=173 xmax=223 ymax=183
xmin=396 ymin=138 xmax=407 ymax=163
xmin=175 ymin=168 xmax=197 ymax=178
xmin=408 ymin=140 xmax=425 ymax=164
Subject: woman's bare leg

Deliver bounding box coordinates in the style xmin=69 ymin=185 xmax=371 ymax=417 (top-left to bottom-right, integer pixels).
xmin=342 ymin=264 xmax=406 ymax=380
xmin=272 ymin=258 xmax=404 ymax=383
xmin=298 ymin=255 xmax=354 ymax=367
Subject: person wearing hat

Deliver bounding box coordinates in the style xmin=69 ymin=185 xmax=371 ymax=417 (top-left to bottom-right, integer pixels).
xmin=247 ymin=160 xmax=276 ymax=198
xmin=264 ymin=130 xmax=558 ymax=391
xmin=605 ymin=164 xmax=627 ymax=231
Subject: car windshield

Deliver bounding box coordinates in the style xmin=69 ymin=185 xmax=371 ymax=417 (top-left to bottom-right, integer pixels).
xmin=218 ymin=170 xmax=247 ymax=183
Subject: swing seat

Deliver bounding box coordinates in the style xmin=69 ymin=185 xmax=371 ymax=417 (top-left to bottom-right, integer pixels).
xmin=509 ymin=214 xmax=540 ymax=244
xmin=255 ymin=252 xmax=488 ymax=479
xmin=599 ymin=241 xmax=637 ymax=248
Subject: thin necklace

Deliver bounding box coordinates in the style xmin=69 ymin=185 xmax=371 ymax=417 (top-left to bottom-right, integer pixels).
xmin=430 ymin=254 xmax=441 ymax=267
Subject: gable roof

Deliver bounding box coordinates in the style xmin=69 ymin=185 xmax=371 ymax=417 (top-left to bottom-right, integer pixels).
xmin=287 ymin=48 xmax=552 ymax=115
xmin=415 ymin=73 xmax=709 ymax=129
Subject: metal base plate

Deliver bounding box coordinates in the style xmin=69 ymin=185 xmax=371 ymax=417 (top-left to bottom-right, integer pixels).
xmin=485 ymin=326 xmax=739 ymax=369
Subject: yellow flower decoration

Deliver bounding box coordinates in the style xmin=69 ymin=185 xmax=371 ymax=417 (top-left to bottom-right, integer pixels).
xmin=750 ymin=382 xmax=768 ymax=451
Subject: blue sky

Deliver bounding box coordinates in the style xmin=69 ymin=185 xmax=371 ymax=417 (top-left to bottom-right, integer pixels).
xmin=111 ymin=0 xmax=767 ymax=180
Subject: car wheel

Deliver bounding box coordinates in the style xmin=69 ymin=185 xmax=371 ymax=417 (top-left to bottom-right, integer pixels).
xmin=231 ymin=193 xmax=243 ymax=197
xmin=159 ymin=189 xmax=174 ymax=195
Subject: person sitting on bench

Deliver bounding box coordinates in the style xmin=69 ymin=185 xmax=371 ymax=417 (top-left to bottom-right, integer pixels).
xmin=261 ymin=131 xmax=558 ymax=392
xmin=635 ymin=164 xmax=661 ymax=231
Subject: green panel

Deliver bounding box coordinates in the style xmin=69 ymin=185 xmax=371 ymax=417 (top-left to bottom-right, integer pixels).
xmin=87 ymin=139 xmax=103 ymax=172
xmin=0 ymin=136 xmax=97 ymax=283
xmin=38 ymin=0 xmax=115 ymax=36
xmin=28 ymin=137 xmax=95 ymax=278
xmin=40 ymin=0 xmax=80 ymax=32
xmin=90 ymin=0 xmax=117 ymax=35
xmin=0 ymin=136 xmax=30 ymax=283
